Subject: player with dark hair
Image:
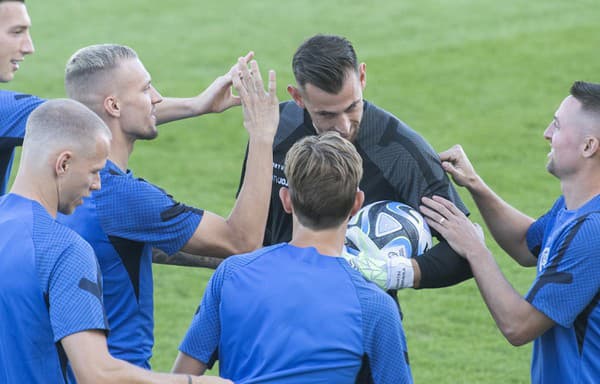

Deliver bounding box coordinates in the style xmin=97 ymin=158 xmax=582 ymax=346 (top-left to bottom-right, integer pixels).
xmin=421 ymin=80 xmax=600 ymax=383
xmin=239 ymin=34 xmax=471 ymax=295
xmin=57 ymin=44 xmax=278 ymax=373
xmin=0 ymin=98 xmax=231 ymax=384
xmin=173 ymin=132 xmax=413 ymax=384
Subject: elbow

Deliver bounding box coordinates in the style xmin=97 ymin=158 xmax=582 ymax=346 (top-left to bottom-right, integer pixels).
xmin=230 ymin=235 xmax=262 ymax=255
xmin=500 ymin=325 xmax=534 ymax=347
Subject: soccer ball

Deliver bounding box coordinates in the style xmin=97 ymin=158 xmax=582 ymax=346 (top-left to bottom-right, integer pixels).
xmin=345 ymin=200 xmax=432 ymax=258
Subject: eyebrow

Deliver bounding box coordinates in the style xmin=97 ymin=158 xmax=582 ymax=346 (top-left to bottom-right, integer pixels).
xmin=315 ymin=97 xmax=362 ymax=115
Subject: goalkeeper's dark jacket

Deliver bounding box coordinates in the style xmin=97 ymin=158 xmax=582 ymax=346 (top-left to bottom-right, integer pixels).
xmin=239 ymin=100 xmax=473 ymax=289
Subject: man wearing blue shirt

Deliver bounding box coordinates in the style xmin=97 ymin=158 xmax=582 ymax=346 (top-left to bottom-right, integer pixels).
xmin=58 ymin=44 xmax=278 ymax=370
xmin=0 ymin=0 xmax=44 ymax=194
xmin=0 ymin=98 xmax=231 ymax=384
xmin=420 ymin=81 xmax=600 ymax=383
xmin=173 ymin=132 xmax=413 ymax=384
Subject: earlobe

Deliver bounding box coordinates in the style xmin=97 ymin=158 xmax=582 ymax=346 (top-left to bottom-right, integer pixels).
xmin=287 ymin=86 xmax=305 ymax=108
xmin=104 ymin=96 xmax=120 ymax=118
xmin=55 ymin=152 xmax=72 ymax=176
xmin=584 ymin=136 xmax=600 ymax=158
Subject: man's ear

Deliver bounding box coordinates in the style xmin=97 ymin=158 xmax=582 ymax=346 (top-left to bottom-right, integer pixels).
xmin=104 ymin=96 xmax=120 ymax=118
xmin=358 ymin=62 xmax=367 ymax=90
xmin=279 ymin=187 xmax=293 ymax=214
xmin=287 ymin=85 xmax=305 ymax=109
xmin=350 ymin=190 xmax=365 ymax=217
xmin=55 ymin=151 xmax=72 ymax=176
xmin=583 ymin=135 xmax=600 ymax=158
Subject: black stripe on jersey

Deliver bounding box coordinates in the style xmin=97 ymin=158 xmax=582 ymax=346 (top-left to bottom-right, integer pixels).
xmin=355 ymin=353 xmax=373 ymax=384
xmin=14 ymin=93 xmax=34 ymax=100
xmin=575 ymin=291 xmax=600 ymax=355
xmin=161 ymin=203 xmax=204 ymax=222
xmin=108 ymin=236 xmax=144 ymax=302
xmin=526 ymin=219 xmax=584 ymax=301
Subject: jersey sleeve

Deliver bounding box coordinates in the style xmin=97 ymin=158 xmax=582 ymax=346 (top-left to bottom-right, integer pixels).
xmin=526 ymin=208 xmax=556 ymax=258
xmin=525 ymin=215 xmax=600 ymax=327
xmin=0 ymin=91 xmax=45 ymax=139
xmin=47 ymin=236 xmax=108 ymax=342
xmin=179 ymin=260 xmax=227 ymax=366
xmin=96 ymin=173 xmax=203 ymax=255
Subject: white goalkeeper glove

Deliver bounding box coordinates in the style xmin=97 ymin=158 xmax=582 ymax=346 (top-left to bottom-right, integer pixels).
xmin=343 ymin=226 xmax=415 ymax=290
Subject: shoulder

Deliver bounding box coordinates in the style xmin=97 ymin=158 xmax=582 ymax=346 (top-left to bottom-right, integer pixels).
xmin=219 ymin=243 xmax=287 ymax=277
xmin=0 ymin=90 xmax=45 ymax=111
xmin=359 ymin=101 xmax=436 ymax=155
xmin=339 ymin=260 xmax=400 ymax=314
xmin=275 ymin=101 xmax=313 ymax=148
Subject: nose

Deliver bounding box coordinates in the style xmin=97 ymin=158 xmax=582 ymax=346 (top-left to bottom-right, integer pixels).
xmin=21 ymin=31 xmax=35 ymax=55
xmin=335 ymin=114 xmax=352 ymax=136
xmin=150 ymin=85 xmax=163 ymax=105
xmin=543 ymin=123 xmax=553 ymax=141
xmin=91 ymin=174 xmax=101 ymax=191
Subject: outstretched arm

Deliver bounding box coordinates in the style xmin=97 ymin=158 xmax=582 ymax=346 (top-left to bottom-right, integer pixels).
xmin=439 ymin=145 xmax=537 ymax=266
xmin=62 ymin=330 xmax=231 ymax=383
xmin=420 ymin=196 xmax=554 ymax=345
xmin=155 ymin=52 xmax=254 ymax=124
xmin=182 ymin=59 xmax=278 ymax=257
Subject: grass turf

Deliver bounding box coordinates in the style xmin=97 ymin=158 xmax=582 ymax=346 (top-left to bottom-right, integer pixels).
xmin=8 ymin=0 xmax=600 ymax=381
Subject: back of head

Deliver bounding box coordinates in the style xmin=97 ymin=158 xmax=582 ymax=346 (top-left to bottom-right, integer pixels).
xmin=23 ymin=98 xmax=111 ymax=162
xmin=285 ymin=131 xmax=363 ymax=230
xmin=292 ymin=34 xmax=358 ymax=94
xmin=64 ymin=44 xmax=137 ymax=107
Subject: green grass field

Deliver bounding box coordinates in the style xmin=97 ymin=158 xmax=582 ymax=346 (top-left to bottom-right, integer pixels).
xmin=8 ymin=0 xmax=600 ymax=382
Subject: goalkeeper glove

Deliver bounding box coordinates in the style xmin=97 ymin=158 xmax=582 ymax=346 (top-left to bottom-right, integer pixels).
xmin=343 ymin=226 xmax=415 ymax=290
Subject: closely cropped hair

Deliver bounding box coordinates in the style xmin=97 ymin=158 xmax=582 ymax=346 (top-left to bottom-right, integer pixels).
xmin=0 ymin=1 xmax=26 ymax=3
xmin=24 ymin=99 xmax=111 ymax=157
xmin=65 ymin=44 xmax=137 ymax=100
xmin=285 ymin=131 xmax=363 ymax=230
xmin=292 ymin=34 xmax=358 ymax=94
xmin=571 ymin=81 xmax=600 ymax=114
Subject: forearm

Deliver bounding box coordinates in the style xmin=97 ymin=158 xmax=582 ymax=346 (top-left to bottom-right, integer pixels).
xmin=155 ymin=97 xmax=208 ymax=125
xmin=466 ymin=246 xmax=544 ymax=346
xmin=413 ymin=239 xmax=472 ymax=289
xmin=467 ymin=175 xmax=536 ymax=265
xmin=225 ymin=136 xmax=274 ymax=253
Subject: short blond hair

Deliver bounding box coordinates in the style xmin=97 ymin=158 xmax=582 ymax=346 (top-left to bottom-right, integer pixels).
xmin=285 ymin=131 xmax=363 ymax=230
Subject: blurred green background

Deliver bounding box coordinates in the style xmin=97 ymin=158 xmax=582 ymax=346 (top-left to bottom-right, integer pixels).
xmin=6 ymin=0 xmax=600 ymax=382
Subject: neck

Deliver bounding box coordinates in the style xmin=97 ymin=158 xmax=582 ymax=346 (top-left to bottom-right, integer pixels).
xmin=10 ymin=171 xmax=58 ymax=218
xmin=561 ymin=170 xmax=600 ymax=210
xmin=107 ymin=125 xmax=134 ymax=172
xmin=289 ymin=218 xmax=348 ymax=257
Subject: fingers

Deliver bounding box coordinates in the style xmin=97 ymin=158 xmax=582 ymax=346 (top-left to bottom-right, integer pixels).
xmin=268 ymin=70 xmax=276 ymax=99
xmin=242 ymin=51 xmax=254 ymax=64
xmin=438 ymin=144 xmax=463 ymax=163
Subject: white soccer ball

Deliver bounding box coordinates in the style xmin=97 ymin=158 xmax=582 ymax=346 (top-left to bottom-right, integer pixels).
xmin=345 ymin=200 xmax=432 ymax=258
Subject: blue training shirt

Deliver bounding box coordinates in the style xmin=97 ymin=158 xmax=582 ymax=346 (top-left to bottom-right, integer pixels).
xmin=180 ymin=243 xmax=413 ymax=384
xmin=0 ymin=194 xmax=107 ymax=383
xmin=58 ymin=159 xmax=203 ymax=369
xmin=0 ymin=90 xmax=45 ymax=194
xmin=525 ymin=195 xmax=600 ymax=384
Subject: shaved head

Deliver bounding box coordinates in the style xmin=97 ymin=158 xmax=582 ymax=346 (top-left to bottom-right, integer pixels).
xmin=23 ymin=98 xmax=111 ymax=163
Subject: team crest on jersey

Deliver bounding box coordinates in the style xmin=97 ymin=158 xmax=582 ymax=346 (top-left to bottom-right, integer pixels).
xmin=538 ymin=247 xmax=550 ymax=272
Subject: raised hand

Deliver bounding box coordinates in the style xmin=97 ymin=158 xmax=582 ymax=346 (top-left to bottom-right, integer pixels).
xmin=232 ymin=58 xmax=279 ymax=142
